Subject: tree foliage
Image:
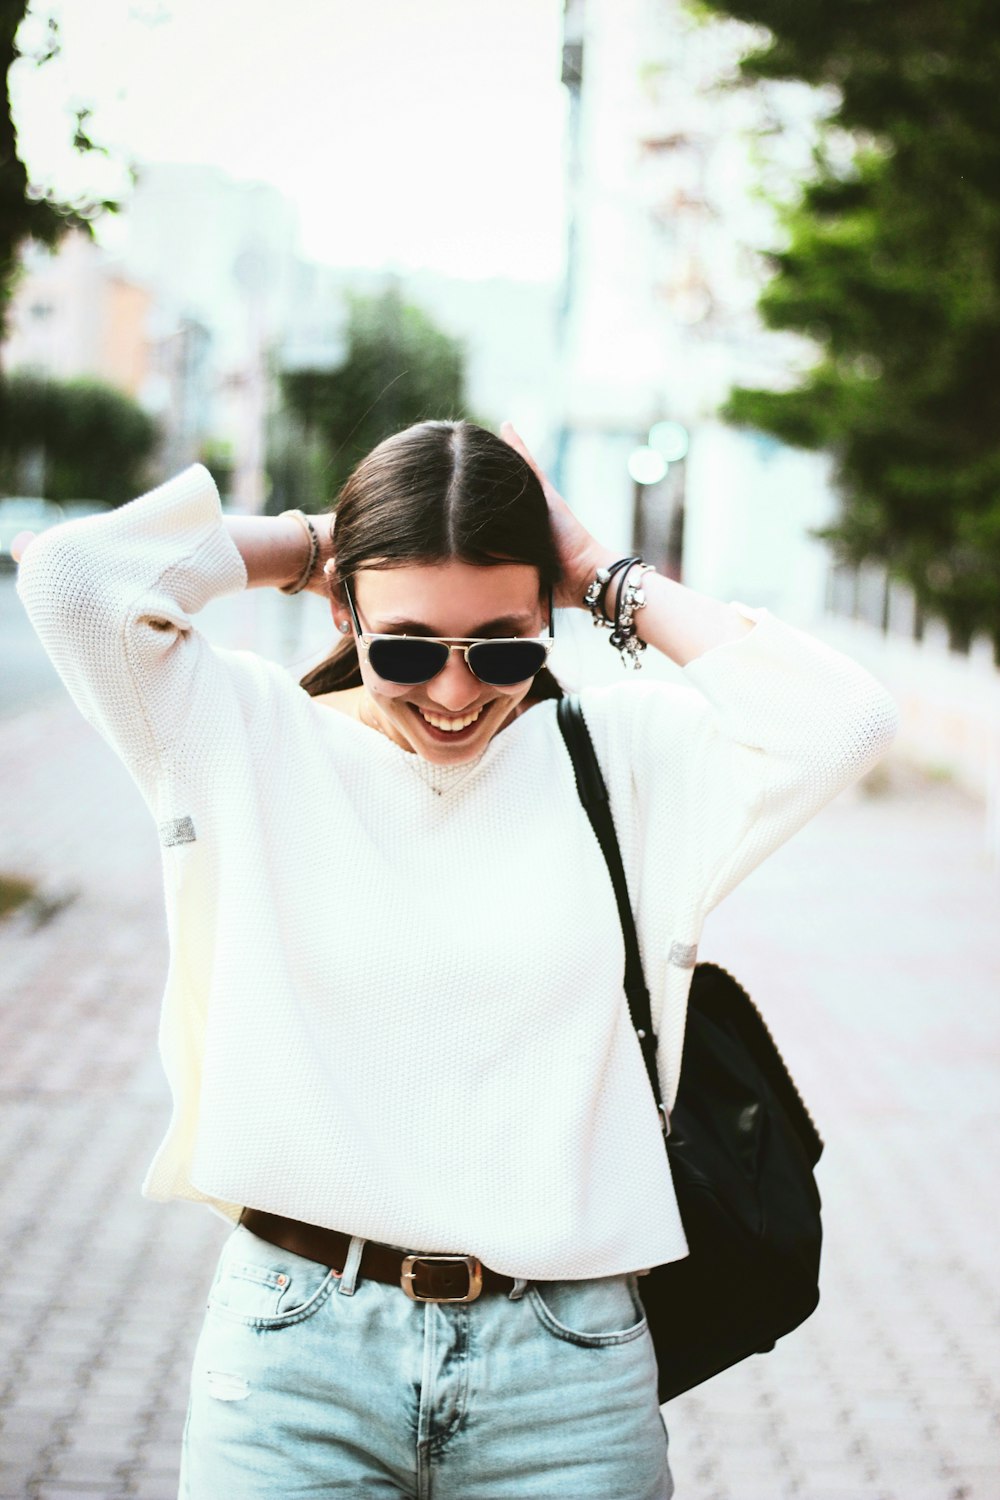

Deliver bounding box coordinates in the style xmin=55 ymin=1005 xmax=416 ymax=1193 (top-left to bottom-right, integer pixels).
xmin=698 ymin=0 xmax=1000 ymax=651
xmin=273 ymin=285 xmax=469 ymax=511
xmin=1 ymin=2 xmax=118 ymax=335
xmin=0 ymin=373 xmax=159 ymax=502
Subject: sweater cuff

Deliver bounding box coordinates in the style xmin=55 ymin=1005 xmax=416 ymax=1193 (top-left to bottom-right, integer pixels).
xmin=125 ymin=464 xmax=248 ymax=612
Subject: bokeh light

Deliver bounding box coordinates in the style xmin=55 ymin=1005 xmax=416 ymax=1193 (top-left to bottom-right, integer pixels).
xmin=627 ymin=446 xmax=669 ymax=485
xmin=648 ymin=420 xmax=689 ymax=462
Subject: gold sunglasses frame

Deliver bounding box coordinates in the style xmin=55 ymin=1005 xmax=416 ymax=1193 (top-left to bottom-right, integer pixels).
xmin=341 ymin=576 xmax=555 ymax=686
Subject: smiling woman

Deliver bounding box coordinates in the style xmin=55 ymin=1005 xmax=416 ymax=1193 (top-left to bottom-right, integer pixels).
xmin=332 ymin=560 xmax=555 ymax=754
xmin=308 ymin=423 xmax=560 ymax=667
xmin=296 ymin=420 xmax=564 ymax=763
xmin=14 ymin=417 xmax=899 ymax=1498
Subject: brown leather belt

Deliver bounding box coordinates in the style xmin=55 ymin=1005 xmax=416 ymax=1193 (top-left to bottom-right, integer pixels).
xmin=240 ymin=1207 xmax=515 ymax=1303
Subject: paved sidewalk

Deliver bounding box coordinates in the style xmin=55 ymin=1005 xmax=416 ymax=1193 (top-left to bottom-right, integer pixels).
xmin=1 ymin=607 xmax=998 ymax=1498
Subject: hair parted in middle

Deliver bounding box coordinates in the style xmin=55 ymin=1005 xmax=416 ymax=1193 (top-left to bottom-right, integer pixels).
xmin=300 ymin=418 xmax=565 ymax=700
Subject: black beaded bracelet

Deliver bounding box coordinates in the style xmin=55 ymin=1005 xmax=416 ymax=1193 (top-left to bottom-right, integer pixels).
xmin=583 ymin=555 xmax=642 ymax=627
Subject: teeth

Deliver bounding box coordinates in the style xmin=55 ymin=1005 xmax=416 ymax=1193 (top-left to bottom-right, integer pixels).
xmin=418 ymin=705 xmax=485 ymax=733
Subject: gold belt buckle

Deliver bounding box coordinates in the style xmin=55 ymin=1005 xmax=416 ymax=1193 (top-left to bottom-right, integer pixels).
xmin=401 ymin=1253 xmax=484 ymax=1303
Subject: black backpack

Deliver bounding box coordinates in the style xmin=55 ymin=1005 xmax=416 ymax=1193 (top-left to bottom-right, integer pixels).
xmin=557 ymin=694 xmax=824 ymax=1403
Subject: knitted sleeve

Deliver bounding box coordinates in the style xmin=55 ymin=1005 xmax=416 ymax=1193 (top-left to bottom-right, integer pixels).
xmin=15 ymin=466 xmax=248 ymax=802
xmin=580 ymin=603 xmax=900 ymax=923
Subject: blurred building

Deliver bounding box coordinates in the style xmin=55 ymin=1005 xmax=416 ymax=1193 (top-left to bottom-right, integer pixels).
xmin=554 ymin=0 xmax=832 ymax=617
xmin=3 ymin=230 xmax=153 ymax=398
xmin=2 ymin=165 xmax=304 ymax=510
xmin=4 ymin=162 xmax=562 ymax=516
xmin=117 ymin=163 xmax=303 ymax=512
xmin=555 ymin=0 xmax=1000 ymax=856
xmin=2 ymin=226 xmax=217 ymax=490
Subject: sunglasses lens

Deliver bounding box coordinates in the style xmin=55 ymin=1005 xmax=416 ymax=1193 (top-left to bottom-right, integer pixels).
xmin=367 ymin=638 xmax=450 ymax=684
xmin=467 ymin=641 xmax=548 ymax=686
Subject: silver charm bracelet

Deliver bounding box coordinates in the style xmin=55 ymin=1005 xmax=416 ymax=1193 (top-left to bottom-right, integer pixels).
xmin=582 ymin=557 xmax=656 ymax=669
xmin=583 ymin=555 xmax=642 ymax=628
xmin=611 ymin=563 xmax=655 ymax=668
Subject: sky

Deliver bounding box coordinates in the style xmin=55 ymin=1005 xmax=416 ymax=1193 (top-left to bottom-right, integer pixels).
xmin=11 ymin=0 xmax=569 ymax=281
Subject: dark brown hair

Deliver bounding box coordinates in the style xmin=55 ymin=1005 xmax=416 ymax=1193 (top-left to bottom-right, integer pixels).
xmin=300 ymin=419 xmax=564 ymax=700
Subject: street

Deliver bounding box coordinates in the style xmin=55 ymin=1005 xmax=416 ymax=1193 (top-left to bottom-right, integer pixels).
xmin=1 ymin=584 xmax=998 ymax=1499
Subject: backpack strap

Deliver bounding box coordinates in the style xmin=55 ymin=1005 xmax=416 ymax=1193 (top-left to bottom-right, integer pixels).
xmin=556 ymin=694 xmax=667 ymax=1131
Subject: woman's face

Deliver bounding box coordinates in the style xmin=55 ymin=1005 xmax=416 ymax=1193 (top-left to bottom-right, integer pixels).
xmin=335 ymin=559 xmax=549 ymax=764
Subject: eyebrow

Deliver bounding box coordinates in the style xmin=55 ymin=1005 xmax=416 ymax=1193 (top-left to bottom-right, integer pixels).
xmin=372 ymin=613 xmax=539 ymax=635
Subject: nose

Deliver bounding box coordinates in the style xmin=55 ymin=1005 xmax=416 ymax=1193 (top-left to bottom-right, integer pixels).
xmin=424 ymin=649 xmax=482 ymax=712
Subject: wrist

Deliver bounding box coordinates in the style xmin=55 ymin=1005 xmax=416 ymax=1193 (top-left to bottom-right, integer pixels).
xmin=278 ymin=510 xmax=335 ymax=596
xmin=306 ymin=512 xmax=336 ymax=591
xmin=572 ymin=546 xmax=623 ymax=610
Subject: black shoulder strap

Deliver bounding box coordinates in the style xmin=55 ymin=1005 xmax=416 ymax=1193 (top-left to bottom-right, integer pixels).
xmin=556 ymin=694 xmax=665 ymax=1121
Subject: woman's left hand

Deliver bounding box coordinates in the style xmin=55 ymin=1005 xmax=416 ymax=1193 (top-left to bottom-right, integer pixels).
xmin=500 ymin=421 xmax=616 ymax=610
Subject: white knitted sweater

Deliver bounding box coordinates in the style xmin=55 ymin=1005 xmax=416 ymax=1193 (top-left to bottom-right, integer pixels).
xmin=17 ymin=466 xmax=899 ymax=1280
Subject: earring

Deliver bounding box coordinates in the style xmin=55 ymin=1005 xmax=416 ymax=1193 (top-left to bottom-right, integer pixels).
xmin=338 ymin=620 xmax=351 ymax=634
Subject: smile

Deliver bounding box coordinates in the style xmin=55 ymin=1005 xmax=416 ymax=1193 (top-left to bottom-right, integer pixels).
xmin=412 ymin=704 xmax=490 ymax=734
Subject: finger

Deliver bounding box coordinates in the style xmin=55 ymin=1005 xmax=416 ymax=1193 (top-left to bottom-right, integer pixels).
xmin=500 ymin=420 xmax=542 ymax=478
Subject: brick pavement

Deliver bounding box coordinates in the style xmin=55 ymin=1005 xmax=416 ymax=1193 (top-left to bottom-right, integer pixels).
xmin=1 ymin=607 xmax=998 ymax=1498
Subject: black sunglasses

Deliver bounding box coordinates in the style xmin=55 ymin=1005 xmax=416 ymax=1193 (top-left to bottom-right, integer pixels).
xmin=342 ymin=576 xmax=555 ymax=687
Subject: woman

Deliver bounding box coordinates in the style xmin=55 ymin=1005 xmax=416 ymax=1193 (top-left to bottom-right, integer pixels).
xmin=17 ymin=418 xmax=899 ymax=1498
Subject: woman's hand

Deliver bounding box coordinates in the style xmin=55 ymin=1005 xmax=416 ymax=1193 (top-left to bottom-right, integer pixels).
xmin=500 ymin=421 xmax=617 ymax=610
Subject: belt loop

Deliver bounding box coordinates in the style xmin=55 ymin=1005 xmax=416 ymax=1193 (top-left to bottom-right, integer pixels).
xmin=507 ymin=1276 xmax=528 ymax=1301
xmin=337 ymin=1235 xmax=366 ymax=1296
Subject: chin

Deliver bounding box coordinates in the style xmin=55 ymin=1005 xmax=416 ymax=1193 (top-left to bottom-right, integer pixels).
xmin=398 ymin=698 xmax=516 ymax=759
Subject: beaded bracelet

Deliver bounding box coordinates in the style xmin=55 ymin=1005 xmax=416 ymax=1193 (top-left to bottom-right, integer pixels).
xmin=278 ymin=510 xmax=320 ymax=595
xmin=609 ymin=562 xmax=655 ymax=669
xmin=583 ymin=555 xmax=642 ymax=628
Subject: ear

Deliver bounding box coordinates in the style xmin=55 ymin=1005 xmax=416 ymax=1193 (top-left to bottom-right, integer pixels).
xmin=325 ymin=587 xmax=350 ymax=635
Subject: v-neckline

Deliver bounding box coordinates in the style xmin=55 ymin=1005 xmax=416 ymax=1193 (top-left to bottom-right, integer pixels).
xmin=313 ymin=694 xmax=553 ymax=795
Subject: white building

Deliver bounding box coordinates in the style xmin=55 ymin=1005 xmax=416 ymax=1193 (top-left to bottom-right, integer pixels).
xmin=554 ymin=0 xmax=832 ymax=613
xmin=117 ymin=163 xmax=303 ymax=511
xmin=3 ymin=230 xmax=152 ymax=398
xmin=554 ymin=0 xmax=1000 ymax=855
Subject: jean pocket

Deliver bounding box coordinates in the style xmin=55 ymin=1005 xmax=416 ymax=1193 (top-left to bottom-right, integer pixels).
xmin=206 ymin=1224 xmax=338 ymax=1330
xmin=528 ymin=1272 xmax=649 ymax=1348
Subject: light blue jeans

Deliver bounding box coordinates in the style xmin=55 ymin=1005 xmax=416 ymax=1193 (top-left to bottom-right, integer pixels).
xmin=179 ymin=1223 xmax=673 ymax=1498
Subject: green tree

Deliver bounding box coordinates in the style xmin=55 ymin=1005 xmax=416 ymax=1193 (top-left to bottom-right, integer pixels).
xmin=698 ymin=0 xmax=1000 ymax=654
xmin=273 ymin=285 xmax=469 ymax=510
xmin=0 ymin=373 xmax=158 ymax=502
xmin=1 ymin=2 xmax=117 ymax=335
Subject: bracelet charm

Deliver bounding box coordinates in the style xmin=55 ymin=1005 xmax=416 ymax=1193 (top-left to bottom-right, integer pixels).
xmin=615 ymin=563 xmax=655 ymax=668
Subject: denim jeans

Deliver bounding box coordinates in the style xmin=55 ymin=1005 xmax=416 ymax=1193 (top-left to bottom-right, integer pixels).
xmin=179 ymin=1223 xmax=673 ymax=1499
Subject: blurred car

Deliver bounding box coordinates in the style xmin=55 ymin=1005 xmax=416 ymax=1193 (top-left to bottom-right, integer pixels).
xmin=0 ymin=497 xmax=111 ymax=571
